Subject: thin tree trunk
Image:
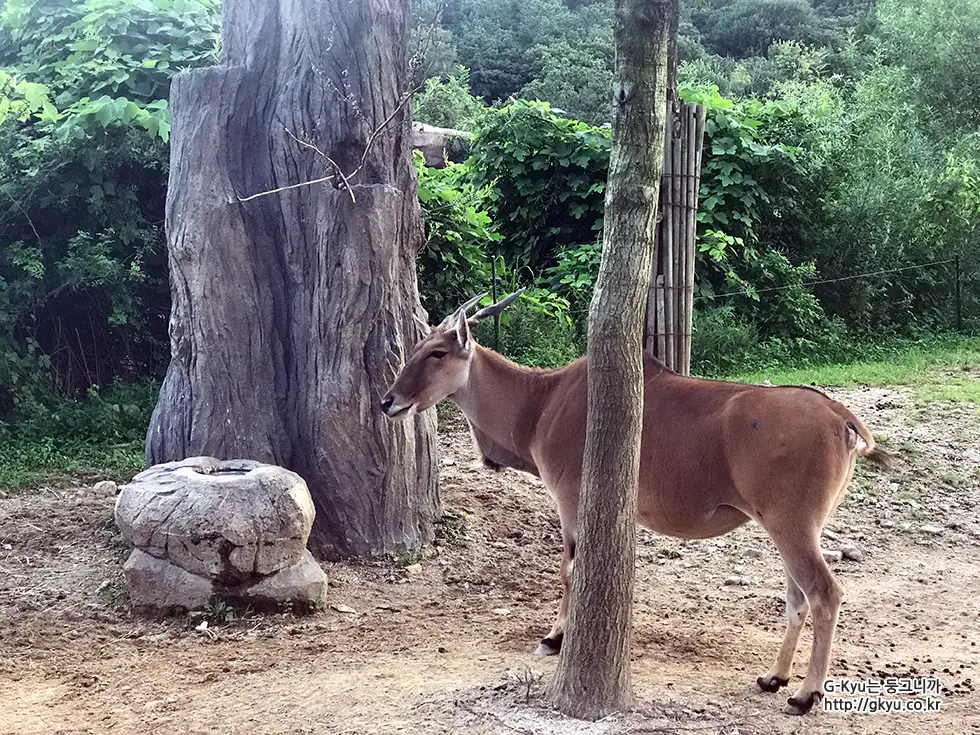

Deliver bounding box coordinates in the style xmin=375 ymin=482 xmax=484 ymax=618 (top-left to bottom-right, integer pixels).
xmin=547 ymin=0 xmax=675 ymax=720
xmin=146 ymin=0 xmax=439 ymax=560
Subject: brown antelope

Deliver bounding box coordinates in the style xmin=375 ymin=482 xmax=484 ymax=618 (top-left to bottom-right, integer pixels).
xmin=381 ymin=292 xmax=895 ymax=715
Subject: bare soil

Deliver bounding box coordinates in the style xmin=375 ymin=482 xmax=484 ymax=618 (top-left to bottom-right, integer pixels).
xmin=1 ymin=382 xmax=978 ymax=735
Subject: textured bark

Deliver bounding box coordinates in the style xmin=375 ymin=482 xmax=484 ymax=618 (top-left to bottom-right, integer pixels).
xmin=548 ymin=0 xmax=675 ymax=720
xmin=146 ymin=0 xmax=439 ymax=559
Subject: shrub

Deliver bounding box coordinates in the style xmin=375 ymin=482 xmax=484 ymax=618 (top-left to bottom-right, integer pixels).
xmin=416 ymin=156 xmax=497 ymax=318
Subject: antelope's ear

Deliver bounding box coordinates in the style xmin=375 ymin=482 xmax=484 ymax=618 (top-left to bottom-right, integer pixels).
xmin=454 ymin=307 xmax=472 ymax=351
xmin=413 ymin=314 xmax=431 ymax=338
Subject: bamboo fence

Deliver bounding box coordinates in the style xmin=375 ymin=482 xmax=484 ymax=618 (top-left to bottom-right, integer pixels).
xmin=645 ymin=101 xmax=706 ymax=375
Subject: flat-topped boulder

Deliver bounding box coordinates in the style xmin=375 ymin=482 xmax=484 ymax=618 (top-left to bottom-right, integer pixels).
xmin=115 ymin=457 xmax=326 ymax=613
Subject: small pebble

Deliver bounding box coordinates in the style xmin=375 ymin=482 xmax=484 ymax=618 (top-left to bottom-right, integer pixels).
xmin=822 ymin=549 xmax=843 ymax=563
xmin=920 ymin=525 xmax=944 ymax=535
xmin=724 ymin=576 xmax=748 ymax=586
xmin=404 ymin=563 xmax=423 ymax=575
xmin=744 ymin=546 xmax=766 ymax=559
xmin=841 ymin=544 xmax=864 ymax=562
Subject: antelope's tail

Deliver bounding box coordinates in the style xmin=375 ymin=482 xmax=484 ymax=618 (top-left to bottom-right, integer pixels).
xmin=841 ymin=411 xmax=899 ymax=470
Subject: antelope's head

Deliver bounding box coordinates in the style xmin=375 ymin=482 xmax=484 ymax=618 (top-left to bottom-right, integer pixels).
xmin=381 ymin=290 xmax=524 ymax=420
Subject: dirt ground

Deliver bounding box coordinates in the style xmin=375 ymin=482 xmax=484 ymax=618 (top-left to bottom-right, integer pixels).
xmin=1 ymin=379 xmax=978 ymax=735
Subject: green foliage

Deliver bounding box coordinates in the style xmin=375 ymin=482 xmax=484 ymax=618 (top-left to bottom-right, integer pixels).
xmin=463 ymin=259 xmax=581 ymax=367
xmin=545 ymin=240 xmax=602 ymax=315
xmin=438 ymin=0 xmax=611 ymax=103
xmin=0 ymin=437 xmax=144 ymax=491
xmin=876 ymin=0 xmax=980 ymax=139
xmin=0 ymin=0 xmax=218 ymax=102
xmin=415 ymin=155 xmax=497 ymax=318
xmin=519 ymin=40 xmax=613 ymax=125
xmin=3 ymin=379 xmax=158 ymax=444
xmin=694 ymin=0 xmax=832 ymax=59
xmin=690 ymin=306 xmax=761 ymax=377
xmin=0 ymin=0 xmax=219 ymax=414
xmin=470 ymin=89 xmax=836 ymax=341
xmin=468 ymin=100 xmax=610 ymax=273
xmin=0 ymin=379 xmax=156 ymax=490
xmin=412 ymin=66 xmax=489 ymax=131
xmin=792 ymin=0 xmax=980 ymax=336
xmin=473 ymin=296 xmax=581 ymax=368
xmin=727 ymin=335 xmax=980 ymax=392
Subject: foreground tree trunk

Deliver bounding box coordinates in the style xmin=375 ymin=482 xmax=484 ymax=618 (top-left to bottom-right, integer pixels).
xmin=146 ymin=0 xmax=439 ymax=559
xmin=548 ymin=0 xmax=675 ymax=719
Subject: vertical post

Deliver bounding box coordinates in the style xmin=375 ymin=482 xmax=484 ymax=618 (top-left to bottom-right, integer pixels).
xmin=955 ymin=254 xmax=962 ymax=333
xmin=662 ymin=128 xmax=675 ymax=369
xmin=491 ymin=254 xmax=500 ymax=349
xmin=683 ymin=103 xmax=706 ymax=375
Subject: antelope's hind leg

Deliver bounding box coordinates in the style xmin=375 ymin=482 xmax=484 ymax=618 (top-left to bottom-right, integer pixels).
xmin=757 ymin=570 xmax=810 ymax=693
xmin=535 ymin=535 xmax=574 ymax=655
xmin=768 ymin=532 xmax=844 ymax=715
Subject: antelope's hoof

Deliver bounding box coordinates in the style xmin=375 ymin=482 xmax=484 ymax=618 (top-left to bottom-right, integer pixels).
xmin=757 ymin=675 xmax=789 ymax=693
xmin=784 ymin=690 xmax=823 ymax=715
xmin=534 ymin=635 xmax=563 ymax=656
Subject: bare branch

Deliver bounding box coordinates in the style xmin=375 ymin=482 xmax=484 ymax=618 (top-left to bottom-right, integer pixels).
xmin=282 ymin=126 xmax=356 ymax=203
xmin=237 ymin=174 xmax=337 ymax=204
xmin=237 ymin=82 xmax=421 ymax=205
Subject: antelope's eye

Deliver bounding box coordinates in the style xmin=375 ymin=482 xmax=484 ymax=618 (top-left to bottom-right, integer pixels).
xmin=430 ymin=350 xmax=448 ymax=360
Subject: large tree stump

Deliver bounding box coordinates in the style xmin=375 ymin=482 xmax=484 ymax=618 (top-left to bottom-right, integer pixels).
xmin=146 ymin=0 xmax=439 ymax=559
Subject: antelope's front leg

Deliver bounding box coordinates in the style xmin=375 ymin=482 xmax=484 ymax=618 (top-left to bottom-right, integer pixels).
xmin=535 ymin=537 xmax=575 ymax=655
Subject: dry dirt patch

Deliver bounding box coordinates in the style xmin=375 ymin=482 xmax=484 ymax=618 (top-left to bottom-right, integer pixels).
xmin=1 ymin=384 xmax=978 ymax=734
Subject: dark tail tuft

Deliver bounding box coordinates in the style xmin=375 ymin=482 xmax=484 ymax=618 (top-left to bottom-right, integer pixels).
xmin=863 ymin=446 xmax=899 ymax=471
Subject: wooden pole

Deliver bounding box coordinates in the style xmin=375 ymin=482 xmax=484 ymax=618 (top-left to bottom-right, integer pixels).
xmin=956 ymin=254 xmax=963 ymax=332
xmin=685 ymin=104 xmax=706 ymax=374
xmin=670 ymin=107 xmax=682 ymax=370
xmin=656 ymin=273 xmax=666 ymax=361
xmin=677 ymin=108 xmax=694 ymax=375
xmin=662 ymin=121 xmax=675 ymax=370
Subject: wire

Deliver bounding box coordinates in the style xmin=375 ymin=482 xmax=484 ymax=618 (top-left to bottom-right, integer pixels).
xmin=695 ymin=258 xmax=958 ymax=302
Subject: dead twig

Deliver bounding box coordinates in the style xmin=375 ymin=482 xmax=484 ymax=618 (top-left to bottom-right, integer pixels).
xmin=237 ymin=81 xmax=420 ymax=204
xmin=281 ymin=127 xmax=356 ymax=204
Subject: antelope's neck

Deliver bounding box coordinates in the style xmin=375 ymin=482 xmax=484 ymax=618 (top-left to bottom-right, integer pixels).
xmin=450 ymin=345 xmax=550 ymax=471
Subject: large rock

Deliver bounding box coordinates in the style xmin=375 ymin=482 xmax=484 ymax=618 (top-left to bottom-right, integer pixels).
xmin=115 ymin=457 xmax=326 ymax=613
xmin=412 ymin=122 xmax=472 ymax=168
xmin=123 ymin=548 xmax=216 ymax=611
xmin=239 ymin=551 xmax=327 ymax=609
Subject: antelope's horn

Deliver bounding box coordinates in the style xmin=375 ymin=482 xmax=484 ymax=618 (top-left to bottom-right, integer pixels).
xmin=468 ymin=288 xmax=526 ymax=325
xmin=439 ymin=291 xmax=489 ymax=327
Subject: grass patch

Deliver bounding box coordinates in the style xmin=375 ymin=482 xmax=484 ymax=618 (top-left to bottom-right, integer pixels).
xmin=727 ymin=336 xmax=980 ymax=399
xmin=0 ymin=380 xmax=156 ymax=492
xmin=915 ymin=374 xmax=980 ymax=404
xmin=0 ymin=438 xmax=144 ymax=493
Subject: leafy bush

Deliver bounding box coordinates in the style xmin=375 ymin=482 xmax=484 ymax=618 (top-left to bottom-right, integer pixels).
xmin=3 ymin=379 xmax=158 ymax=444
xmin=473 ymin=292 xmax=581 ymax=368
xmin=690 ymin=306 xmax=761 ymax=377
xmin=416 ymin=155 xmax=497 ymax=318
xmin=519 ymin=40 xmax=614 ymax=125
xmin=468 ymin=100 xmax=610 ymax=273
xmin=412 ymin=66 xmax=489 ymax=131
xmin=0 ymin=0 xmax=219 ymax=414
